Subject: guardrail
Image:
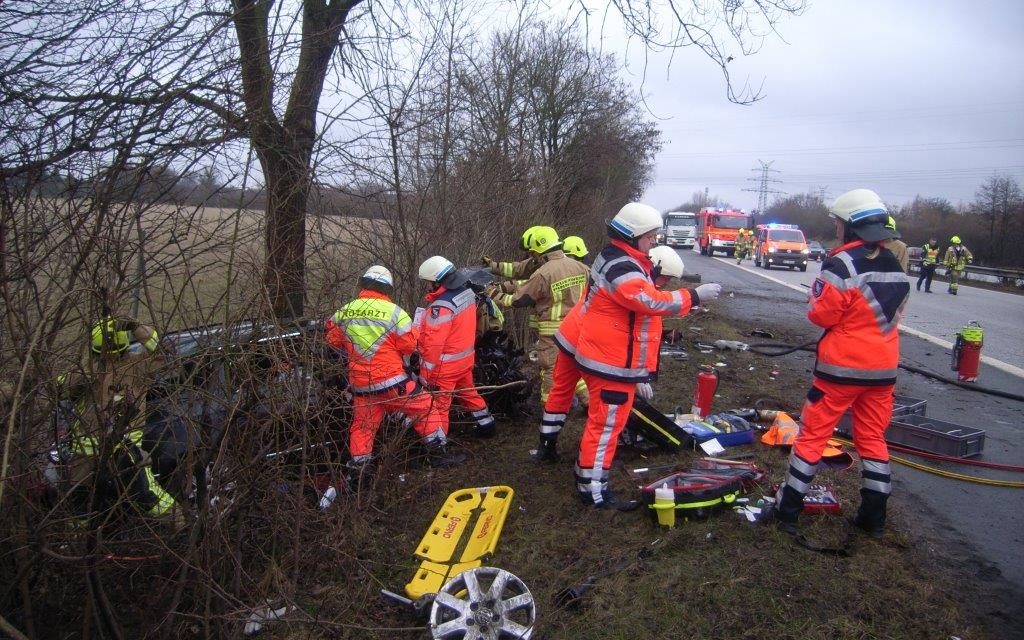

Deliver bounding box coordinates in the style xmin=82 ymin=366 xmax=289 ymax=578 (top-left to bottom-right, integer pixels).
xmin=908 ymin=259 xmax=1024 ymax=287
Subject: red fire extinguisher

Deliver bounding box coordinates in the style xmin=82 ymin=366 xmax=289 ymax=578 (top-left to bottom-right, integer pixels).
xmin=690 ymin=365 xmax=719 ymax=418
xmin=951 ymin=321 xmax=983 ymax=382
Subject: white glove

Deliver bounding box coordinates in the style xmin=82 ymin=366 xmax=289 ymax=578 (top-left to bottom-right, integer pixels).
xmin=695 ymin=283 xmax=722 ymax=303
xmin=635 ymin=382 xmax=654 ymax=401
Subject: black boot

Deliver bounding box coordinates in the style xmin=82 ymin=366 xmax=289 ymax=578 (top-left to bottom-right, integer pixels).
xmin=531 ymin=435 xmax=560 ymax=463
xmin=774 ymin=485 xmax=805 ymax=535
xmin=424 ymin=442 xmax=466 ymax=469
xmin=852 ymin=489 xmax=888 ymax=538
xmin=577 ymin=487 xmax=640 ymax=511
xmin=343 ymin=459 xmax=374 ymax=496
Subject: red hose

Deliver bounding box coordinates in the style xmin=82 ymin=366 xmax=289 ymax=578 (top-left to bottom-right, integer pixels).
xmin=885 ymin=442 xmax=1024 ymax=472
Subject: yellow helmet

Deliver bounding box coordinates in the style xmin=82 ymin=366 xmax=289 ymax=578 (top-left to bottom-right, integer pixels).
xmin=90 ymin=317 xmax=160 ymax=354
xmin=519 ymin=225 xmax=542 ymax=251
xmin=91 ymin=317 xmax=131 ymax=354
xmin=528 ymin=226 xmax=561 ymax=254
xmin=562 ymin=236 xmax=588 ymax=259
xmin=950 ymin=235 xmax=961 ymax=245
xmin=885 ymin=216 xmax=897 ymax=231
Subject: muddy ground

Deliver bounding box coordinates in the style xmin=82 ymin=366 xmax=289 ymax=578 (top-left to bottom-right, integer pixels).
xmin=23 ymin=298 xmax=1020 ymax=639
xmin=275 ymin=308 xmax=1014 ymax=640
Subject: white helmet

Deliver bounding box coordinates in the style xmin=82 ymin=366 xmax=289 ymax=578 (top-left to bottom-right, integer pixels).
xmin=418 ymin=256 xmax=455 ymax=282
xmin=608 ymin=202 xmax=663 ymax=239
xmin=829 ymin=189 xmax=887 ymax=225
xmin=649 ymin=245 xmax=684 ymax=278
xmin=829 ymin=189 xmax=897 ymax=242
xmin=361 ymin=265 xmax=393 ymax=287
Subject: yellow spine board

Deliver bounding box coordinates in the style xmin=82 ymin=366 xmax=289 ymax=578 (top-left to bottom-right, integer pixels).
xmin=405 ymin=486 xmax=514 ymax=600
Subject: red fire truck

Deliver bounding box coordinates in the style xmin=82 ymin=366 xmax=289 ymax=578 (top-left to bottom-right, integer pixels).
xmin=696 ymin=208 xmax=752 ymax=256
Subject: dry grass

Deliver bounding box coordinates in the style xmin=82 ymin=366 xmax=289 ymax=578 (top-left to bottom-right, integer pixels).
xmin=217 ymin=312 xmax=990 ymax=640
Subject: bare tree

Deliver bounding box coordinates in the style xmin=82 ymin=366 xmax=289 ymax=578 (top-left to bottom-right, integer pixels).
xmin=572 ymin=0 xmax=807 ymax=103
xmin=972 ymin=174 xmax=1023 ymax=264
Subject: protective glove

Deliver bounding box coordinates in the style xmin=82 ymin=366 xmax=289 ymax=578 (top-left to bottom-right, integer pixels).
xmin=484 ymin=284 xmax=502 ymax=300
xmin=114 ymin=316 xmax=139 ymax=331
xmin=481 ymin=255 xmax=493 ymax=267
xmin=406 ymin=352 xmax=421 ymax=374
xmin=694 ymin=283 xmax=722 ymax=302
xmin=635 ymin=382 xmax=654 ymax=401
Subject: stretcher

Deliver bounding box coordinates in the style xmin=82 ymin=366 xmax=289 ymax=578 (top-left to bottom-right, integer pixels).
xmin=404 ymin=485 xmax=515 ymax=600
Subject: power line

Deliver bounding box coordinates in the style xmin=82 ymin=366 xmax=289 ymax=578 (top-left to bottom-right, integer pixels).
xmin=657 ymin=138 xmax=1024 ymax=159
xmin=741 ymin=160 xmax=785 ymax=215
xmin=661 ymin=100 xmax=1024 ymax=133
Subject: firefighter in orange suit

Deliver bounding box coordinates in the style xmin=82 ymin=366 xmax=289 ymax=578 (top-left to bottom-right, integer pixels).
xmin=571 ymin=203 xmax=722 ymax=508
xmin=326 ymin=266 xmax=448 ymax=476
xmin=775 ymin=189 xmax=909 ymax=537
xmin=418 ymin=256 xmax=497 ymax=447
xmin=491 ymin=226 xmax=590 ymax=406
xmin=535 ymin=242 xmax=696 ymax=465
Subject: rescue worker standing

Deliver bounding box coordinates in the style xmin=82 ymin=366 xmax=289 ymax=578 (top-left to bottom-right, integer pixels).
xmin=325 ymin=266 xmax=441 ymax=476
xmin=418 ymin=256 xmax=497 ymax=447
xmin=571 ymin=203 xmax=721 ymax=508
xmin=734 ymin=229 xmax=753 ymax=265
xmin=917 ymin=237 xmax=940 ymax=292
xmin=944 ymin=236 xmax=973 ymax=295
xmin=562 ymin=236 xmax=591 ymax=266
xmin=883 ymin=216 xmax=909 ymax=273
xmin=61 ymin=314 xmax=176 ymax=519
xmin=774 ymin=189 xmax=909 ymax=538
xmin=491 ymin=227 xmax=590 ymax=407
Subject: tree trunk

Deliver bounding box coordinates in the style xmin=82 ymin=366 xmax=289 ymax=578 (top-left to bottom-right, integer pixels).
xmin=231 ymin=0 xmax=361 ymax=320
xmin=260 ymin=147 xmax=309 ymax=319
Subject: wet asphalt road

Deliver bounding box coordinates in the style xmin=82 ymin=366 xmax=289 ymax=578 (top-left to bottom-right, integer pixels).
xmin=679 ymin=248 xmax=1024 ymax=623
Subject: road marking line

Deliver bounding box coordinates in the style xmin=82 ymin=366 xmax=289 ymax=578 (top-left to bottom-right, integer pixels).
xmin=713 ymin=257 xmax=1024 ymax=379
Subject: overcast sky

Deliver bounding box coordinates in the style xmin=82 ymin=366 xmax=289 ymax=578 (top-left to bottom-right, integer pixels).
xmin=572 ymin=0 xmax=1024 ymax=212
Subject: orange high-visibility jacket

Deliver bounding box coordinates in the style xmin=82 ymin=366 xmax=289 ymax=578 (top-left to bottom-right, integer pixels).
xmin=809 ymin=240 xmax=910 ymax=386
xmin=574 ymin=240 xmax=698 ymax=382
xmin=326 ymin=289 xmax=418 ymax=394
xmin=418 ymin=284 xmax=479 ymax=378
xmin=553 ymin=284 xmax=588 ymax=357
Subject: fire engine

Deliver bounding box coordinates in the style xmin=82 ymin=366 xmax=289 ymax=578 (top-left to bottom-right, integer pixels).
xmin=696 ymin=208 xmax=752 ymax=257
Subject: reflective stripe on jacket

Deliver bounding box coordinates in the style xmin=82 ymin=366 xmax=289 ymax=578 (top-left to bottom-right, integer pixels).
xmin=809 ymin=240 xmax=909 ymax=386
xmin=553 ymin=291 xmax=585 ymax=357
xmin=326 ymin=289 xmax=416 ymax=394
xmin=497 ymin=250 xmax=590 ymax=336
xmin=574 ymin=240 xmax=698 ymax=382
xmin=944 ymin=245 xmax=972 ymax=271
xmin=491 ymin=256 xmax=539 ymax=280
xmin=419 ymin=285 xmax=478 ymax=375
xmin=921 ymin=244 xmax=940 ymax=266
xmin=61 ymin=348 xmax=164 ymax=454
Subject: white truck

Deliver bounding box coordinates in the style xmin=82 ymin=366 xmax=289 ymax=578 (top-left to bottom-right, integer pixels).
xmin=661 ymin=211 xmax=697 ymax=249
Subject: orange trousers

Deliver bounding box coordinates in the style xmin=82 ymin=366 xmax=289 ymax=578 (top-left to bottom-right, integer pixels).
xmin=350 ymin=379 xmax=432 ymax=460
xmin=574 ymin=373 xmax=635 ymax=500
xmin=421 ymin=365 xmax=492 ymax=440
xmin=540 ymin=350 xmax=583 ymax=436
xmin=778 ymin=378 xmax=895 ymax=525
xmin=795 ymin=378 xmax=893 ymax=464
